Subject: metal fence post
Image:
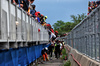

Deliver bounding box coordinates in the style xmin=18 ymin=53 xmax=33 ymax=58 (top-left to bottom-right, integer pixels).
xmin=0 ymin=0 xmax=1 ymax=39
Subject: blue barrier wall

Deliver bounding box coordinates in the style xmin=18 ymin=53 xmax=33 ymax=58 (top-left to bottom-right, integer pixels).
xmin=0 ymin=44 xmax=50 ymax=66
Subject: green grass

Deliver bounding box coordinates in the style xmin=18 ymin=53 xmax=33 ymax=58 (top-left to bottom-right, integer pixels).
xmin=64 ymin=60 xmax=71 ymax=66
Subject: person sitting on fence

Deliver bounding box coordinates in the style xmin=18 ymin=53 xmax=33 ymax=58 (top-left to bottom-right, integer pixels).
xmin=41 ymin=47 xmax=49 ymax=61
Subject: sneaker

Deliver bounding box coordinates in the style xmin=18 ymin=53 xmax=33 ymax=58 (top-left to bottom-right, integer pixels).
xmin=50 ymin=57 xmax=52 ymax=60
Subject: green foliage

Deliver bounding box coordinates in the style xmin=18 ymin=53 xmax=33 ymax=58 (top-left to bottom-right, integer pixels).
xmin=64 ymin=60 xmax=71 ymax=66
xmin=53 ymin=13 xmax=87 ymax=35
xmin=62 ymin=48 xmax=66 ymax=55
xmin=61 ymin=48 xmax=68 ymax=60
xmin=71 ymin=13 xmax=87 ymax=24
xmin=62 ymin=54 xmax=68 ymax=60
xmin=53 ymin=20 xmax=66 ymax=35
xmin=53 ymin=21 xmax=74 ymax=35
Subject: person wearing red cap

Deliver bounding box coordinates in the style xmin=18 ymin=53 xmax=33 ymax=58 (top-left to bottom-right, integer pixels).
xmin=46 ymin=24 xmax=51 ymax=28
xmin=55 ymin=31 xmax=58 ymax=37
xmin=35 ymin=11 xmax=40 ymax=17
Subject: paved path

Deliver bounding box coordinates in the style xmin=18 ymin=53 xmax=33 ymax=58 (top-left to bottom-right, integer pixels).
xmin=38 ymin=54 xmax=63 ymax=66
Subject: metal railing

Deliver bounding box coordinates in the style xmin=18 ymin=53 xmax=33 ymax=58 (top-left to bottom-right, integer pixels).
xmin=0 ymin=0 xmax=49 ymax=42
xmin=64 ymin=5 xmax=100 ymax=61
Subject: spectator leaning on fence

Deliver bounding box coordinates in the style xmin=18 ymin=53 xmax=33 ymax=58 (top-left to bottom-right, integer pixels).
xmin=12 ymin=0 xmax=24 ymax=7
xmin=40 ymin=15 xmax=45 ymax=25
xmin=44 ymin=16 xmax=48 ymax=22
xmin=12 ymin=0 xmax=48 ymax=25
xmin=30 ymin=5 xmax=36 ymax=18
xmin=28 ymin=0 xmax=35 ymax=12
xmin=88 ymin=1 xmax=100 ymax=15
xmin=37 ymin=13 xmax=41 ymax=23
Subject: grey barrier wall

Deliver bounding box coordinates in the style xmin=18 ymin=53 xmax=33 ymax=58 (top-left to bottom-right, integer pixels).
xmin=65 ymin=5 xmax=100 ymax=61
xmin=0 ymin=0 xmax=49 ymax=49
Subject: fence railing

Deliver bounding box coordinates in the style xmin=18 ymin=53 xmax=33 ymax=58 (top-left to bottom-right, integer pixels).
xmin=0 ymin=0 xmax=49 ymax=49
xmin=65 ymin=5 xmax=100 ymax=61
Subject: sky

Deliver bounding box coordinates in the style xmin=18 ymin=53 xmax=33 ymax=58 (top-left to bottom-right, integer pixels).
xmin=34 ymin=0 xmax=93 ymax=26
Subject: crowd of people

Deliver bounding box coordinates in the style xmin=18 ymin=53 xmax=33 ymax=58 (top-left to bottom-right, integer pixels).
xmin=11 ymin=0 xmax=65 ymax=62
xmin=88 ymin=0 xmax=100 ymax=15
xmin=11 ymin=0 xmax=60 ymax=42
xmin=11 ymin=0 xmax=48 ymax=27
xmin=11 ymin=0 xmax=58 ymax=40
xmin=41 ymin=40 xmax=65 ymax=62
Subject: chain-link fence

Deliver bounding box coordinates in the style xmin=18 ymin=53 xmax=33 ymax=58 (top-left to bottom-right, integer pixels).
xmin=64 ymin=5 xmax=100 ymax=61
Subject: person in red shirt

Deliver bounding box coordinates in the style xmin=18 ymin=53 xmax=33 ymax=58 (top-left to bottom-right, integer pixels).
xmin=50 ymin=28 xmax=54 ymax=34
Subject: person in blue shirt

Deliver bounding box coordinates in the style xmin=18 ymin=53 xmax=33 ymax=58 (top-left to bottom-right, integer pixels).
xmin=37 ymin=13 xmax=41 ymax=23
xmin=30 ymin=5 xmax=36 ymax=18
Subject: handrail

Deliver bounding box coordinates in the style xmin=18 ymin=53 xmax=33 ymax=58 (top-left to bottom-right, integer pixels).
xmin=0 ymin=0 xmax=49 ymax=49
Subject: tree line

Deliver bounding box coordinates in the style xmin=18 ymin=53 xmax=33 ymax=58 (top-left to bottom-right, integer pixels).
xmin=53 ymin=13 xmax=87 ymax=35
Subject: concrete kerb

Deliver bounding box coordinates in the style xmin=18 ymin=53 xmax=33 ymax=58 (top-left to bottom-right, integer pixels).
xmin=65 ymin=45 xmax=100 ymax=66
xmin=69 ymin=54 xmax=75 ymax=66
xmin=76 ymin=53 xmax=82 ymax=63
xmin=71 ymin=50 xmax=76 ymax=58
xmin=65 ymin=44 xmax=71 ymax=52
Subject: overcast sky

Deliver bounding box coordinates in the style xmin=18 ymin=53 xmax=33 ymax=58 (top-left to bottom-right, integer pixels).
xmin=34 ymin=0 xmax=93 ymax=26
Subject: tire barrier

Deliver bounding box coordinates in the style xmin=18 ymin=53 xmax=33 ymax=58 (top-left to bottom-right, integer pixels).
xmin=0 ymin=44 xmax=50 ymax=66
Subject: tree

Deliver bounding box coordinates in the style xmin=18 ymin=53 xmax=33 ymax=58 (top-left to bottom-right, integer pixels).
xmin=53 ymin=13 xmax=87 ymax=35
xmin=71 ymin=13 xmax=87 ymax=24
xmin=53 ymin=21 xmax=73 ymax=35
xmin=53 ymin=20 xmax=65 ymax=34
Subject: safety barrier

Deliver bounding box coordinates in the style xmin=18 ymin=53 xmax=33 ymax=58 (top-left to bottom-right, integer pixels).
xmin=65 ymin=45 xmax=100 ymax=66
xmin=0 ymin=43 xmax=50 ymax=66
xmin=65 ymin=5 xmax=100 ymax=61
xmin=0 ymin=0 xmax=49 ymax=49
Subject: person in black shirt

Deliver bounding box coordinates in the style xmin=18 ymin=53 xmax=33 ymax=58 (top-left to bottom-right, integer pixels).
xmin=22 ymin=0 xmax=29 ymax=11
xmin=48 ymin=44 xmax=54 ymax=59
xmin=55 ymin=40 xmax=60 ymax=59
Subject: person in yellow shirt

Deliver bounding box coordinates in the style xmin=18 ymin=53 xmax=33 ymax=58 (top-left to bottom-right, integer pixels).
xmin=43 ymin=16 xmax=48 ymax=22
